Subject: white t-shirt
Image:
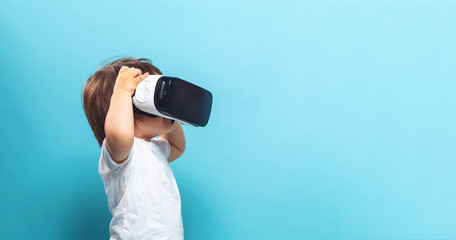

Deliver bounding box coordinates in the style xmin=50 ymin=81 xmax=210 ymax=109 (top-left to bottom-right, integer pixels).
xmin=99 ymin=136 xmax=184 ymax=240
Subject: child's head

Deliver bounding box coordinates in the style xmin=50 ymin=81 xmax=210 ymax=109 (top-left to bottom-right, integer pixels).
xmin=82 ymin=56 xmax=174 ymax=147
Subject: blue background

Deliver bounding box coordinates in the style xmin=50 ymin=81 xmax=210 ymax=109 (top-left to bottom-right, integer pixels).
xmin=1 ymin=0 xmax=455 ymax=239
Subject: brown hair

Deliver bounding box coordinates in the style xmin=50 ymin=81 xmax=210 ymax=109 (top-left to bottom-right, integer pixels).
xmin=82 ymin=56 xmax=163 ymax=147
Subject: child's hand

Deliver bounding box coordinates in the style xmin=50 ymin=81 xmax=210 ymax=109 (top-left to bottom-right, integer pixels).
xmin=113 ymin=66 xmax=149 ymax=96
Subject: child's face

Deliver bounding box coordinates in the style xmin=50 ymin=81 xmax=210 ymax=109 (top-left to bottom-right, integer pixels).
xmin=134 ymin=114 xmax=175 ymax=140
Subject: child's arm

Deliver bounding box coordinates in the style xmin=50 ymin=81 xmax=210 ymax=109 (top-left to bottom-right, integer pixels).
xmin=160 ymin=122 xmax=186 ymax=163
xmin=104 ymin=66 xmax=149 ymax=163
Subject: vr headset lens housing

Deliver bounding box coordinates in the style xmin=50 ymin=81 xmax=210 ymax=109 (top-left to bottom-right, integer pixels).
xmin=132 ymin=75 xmax=213 ymax=127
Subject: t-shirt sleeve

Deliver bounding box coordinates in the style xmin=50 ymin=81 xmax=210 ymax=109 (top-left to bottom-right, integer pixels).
xmin=101 ymin=137 xmax=135 ymax=172
xmin=150 ymin=137 xmax=171 ymax=160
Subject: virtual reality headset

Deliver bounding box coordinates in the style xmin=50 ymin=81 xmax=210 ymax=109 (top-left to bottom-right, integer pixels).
xmin=132 ymin=75 xmax=213 ymax=127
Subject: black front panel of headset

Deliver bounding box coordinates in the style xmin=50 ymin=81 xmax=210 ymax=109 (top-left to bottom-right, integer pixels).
xmin=155 ymin=76 xmax=212 ymax=126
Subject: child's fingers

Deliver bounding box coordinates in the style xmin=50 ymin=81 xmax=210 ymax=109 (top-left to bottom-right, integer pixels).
xmin=128 ymin=68 xmax=142 ymax=77
xmin=119 ymin=66 xmax=129 ymax=73
xmin=137 ymin=72 xmax=149 ymax=82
